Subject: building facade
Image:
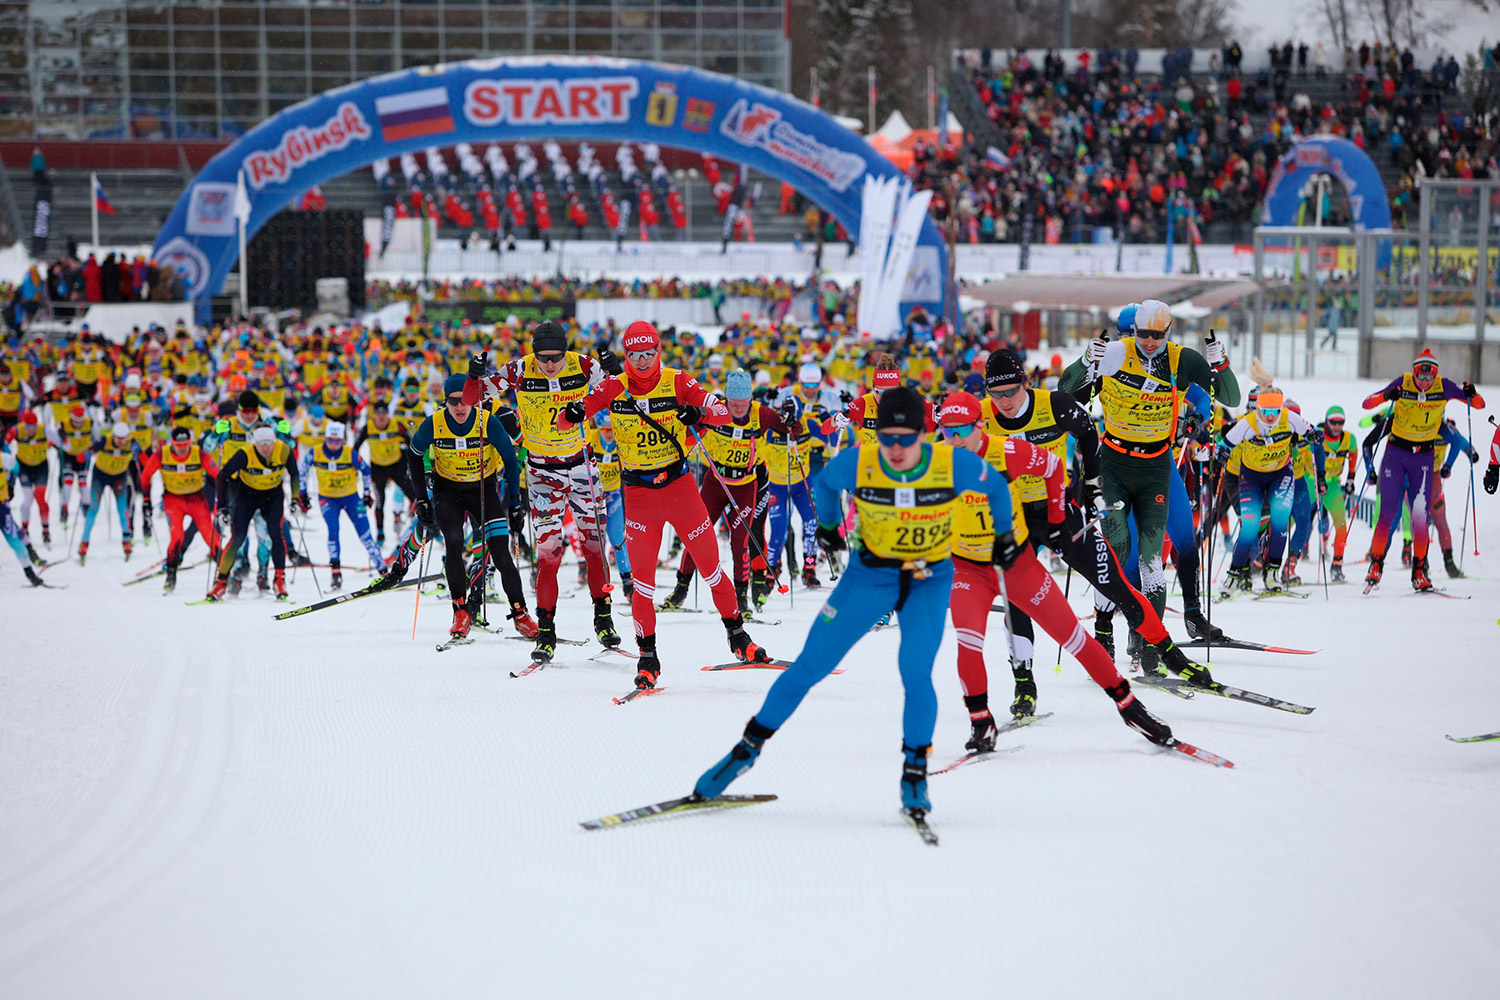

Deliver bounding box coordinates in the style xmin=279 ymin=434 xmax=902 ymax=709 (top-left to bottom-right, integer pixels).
xmin=0 ymin=1 xmax=790 ymax=141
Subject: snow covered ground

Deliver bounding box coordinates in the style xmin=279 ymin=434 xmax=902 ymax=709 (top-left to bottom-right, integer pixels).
xmin=3 ymin=375 xmax=1499 ymax=999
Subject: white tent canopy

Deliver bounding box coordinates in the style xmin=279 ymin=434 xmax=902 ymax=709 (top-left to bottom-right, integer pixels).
xmin=873 ymin=109 xmax=913 ymax=142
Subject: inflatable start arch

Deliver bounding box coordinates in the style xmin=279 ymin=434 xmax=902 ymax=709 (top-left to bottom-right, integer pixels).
xmin=153 ymin=56 xmax=948 ymax=322
xmin=1260 ymin=135 xmax=1392 ymax=267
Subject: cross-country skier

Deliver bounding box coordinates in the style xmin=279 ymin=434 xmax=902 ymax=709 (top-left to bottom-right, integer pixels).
xmin=207 ymin=425 xmax=299 ymax=601
xmin=558 ymin=320 xmax=771 ymax=689
xmin=297 ymin=420 xmax=385 ymax=590
xmin=78 ymin=420 xmax=140 ymax=563
xmin=9 ymin=411 xmax=53 ymax=545
xmin=1318 ymin=406 xmax=1358 ymax=582
xmin=1359 ymin=349 xmax=1485 ymax=591
xmin=355 ymin=401 xmax=413 ymax=547
xmin=139 ymin=424 xmax=222 ymax=591
xmin=461 ymin=321 xmax=619 ymax=660
xmin=1 ymin=447 xmax=45 ymax=586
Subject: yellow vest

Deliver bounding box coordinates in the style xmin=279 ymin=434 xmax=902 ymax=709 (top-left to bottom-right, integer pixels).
xmin=1388 ymin=373 xmax=1449 ymax=444
xmin=430 ymin=407 xmax=494 ymax=484
xmin=1293 ymin=439 xmax=1315 ymax=478
xmin=0 ymin=469 xmax=8 ymax=503
xmin=365 ymin=422 xmax=405 ymax=467
xmin=1233 ymin=410 xmax=1296 ymax=474
xmin=516 ymin=353 xmax=591 ymax=459
xmin=701 ymin=407 xmax=762 ymax=486
xmin=1322 ymin=430 xmax=1355 ymax=479
xmin=980 ymin=391 xmax=1069 ymax=503
xmin=161 ymin=445 xmax=207 ymax=495
xmin=62 ymin=416 xmax=94 ymax=457
xmin=94 ymin=439 xmax=135 ymax=477
xmin=236 ymin=440 xmax=291 ymax=491
xmin=258 ymin=382 xmax=287 ymax=414
xmin=2 ymin=352 xmax=34 ymax=384
xmin=952 ymin=435 xmax=1029 ymax=561
xmin=320 ymin=384 xmax=351 ymax=421
xmin=609 ymin=369 xmax=690 ymax=473
xmin=1099 ymin=339 xmax=1182 ymax=449
xmin=853 ymin=444 xmax=957 ymax=563
xmin=16 ymin=421 xmax=48 ymax=466
xmin=0 ymin=382 xmax=20 ymax=415
xmin=854 ymin=395 xmax=882 ymax=447
xmin=393 ymin=398 xmax=428 ymax=437
xmin=122 ymin=408 xmax=154 ymax=452
xmin=296 ymin=416 xmax=327 ymax=451
xmin=764 ymin=415 xmax=820 ymax=486
xmin=311 ymin=440 xmax=358 ymax=498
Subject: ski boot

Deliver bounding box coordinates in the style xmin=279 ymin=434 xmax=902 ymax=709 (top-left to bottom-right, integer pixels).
xmin=77 ymin=541 xmax=88 ymax=565
xmin=532 ymin=608 xmax=557 ymax=664
xmin=1364 ymin=555 xmax=1384 ymax=589
xmin=735 ymin=580 xmax=754 ymax=617
xmin=963 ymin=693 xmax=999 ymax=751
xmin=725 ymin=615 xmax=772 ymax=663
xmin=205 ymin=575 xmax=229 ymax=602
xmin=1181 ymin=607 xmax=1225 ymax=642
xmin=634 ymin=634 xmax=661 ymax=689
xmin=291 ymin=547 xmax=312 ymax=568
xmin=1281 ymin=555 xmax=1301 ymax=586
xmin=621 ymin=574 xmax=634 ymax=600
xmin=450 ymin=604 xmax=472 ymax=639
xmin=1106 ymin=680 xmax=1174 ymax=746
xmin=376 ymin=529 xmax=385 ymax=547
xmin=256 ymin=567 xmax=269 ymax=593
xmin=750 ymin=568 xmax=771 ymax=610
xmin=228 ymin=570 xmax=244 ymax=597
xmin=1155 ymin=638 xmax=1214 ymax=688
xmin=1094 ymin=609 xmax=1115 ymax=660
xmin=1262 ymin=559 xmax=1284 ymax=592
xmin=273 ymin=569 xmax=288 ymax=601
xmin=328 ymin=559 xmax=343 ymax=592
xmin=1048 ymin=550 xmax=1064 ymax=573
xmin=801 ymin=556 xmax=821 ymax=590
xmin=1400 ymin=539 xmax=1412 ymax=567
xmin=1126 ymin=629 xmax=1143 ymax=670
xmin=872 ymin=612 xmax=893 ymax=630
xmin=368 ymin=556 xmax=409 ymax=593
xmin=1225 ymin=566 xmax=1254 ymax=593
xmin=122 ymin=539 xmax=132 ymax=561
xmin=164 ymin=563 xmax=177 ymax=593
xmin=900 ymin=744 xmax=932 ymax=813
xmin=25 ymin=542 xmax=41 ymax=565
xmin=1411 ymin=555 xmax=1434 ymax=593
xmin=24 ymin=566 xmax=45 ymax=587
xmin=693 ymin=717 xmax=775 ymax=799
xmin=42 ymin=525 xmax=51 ymax=546
xmin=1137 ymin=636 xmax=1166 ymax=678
xmin=508 ymin=601 xmax=539 ymax=638
xmin=1010 ymin=659 xmax=1038 ymax=719
xmin=1329 ymin=556 xmax=1346 ymax=583
xmin=658 ymin=570 xmax=693 ymax=610
xmin=593 ymin=597 xmax=621 ymax=648
xmin=1442 ymin=548 xmax=1464 ymax=579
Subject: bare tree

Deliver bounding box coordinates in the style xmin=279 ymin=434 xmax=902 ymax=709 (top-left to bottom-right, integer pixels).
xmin=1317 ymin=0 xmax=1354 ymax=50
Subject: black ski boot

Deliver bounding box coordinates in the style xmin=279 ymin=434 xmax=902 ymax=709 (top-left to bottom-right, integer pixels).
xmin=1010 ymin=659 xmax=1038 ymax=718
xmin=635 ymin=634 xmax=661 ymax=689
xmin=1137 ymin=635 xmax=1165 ymax=677
xmin=329 ymin=559 xmax=343 ymax=592
xmin=620 ymin=573 xmax=634 ymax=600
xmin=255 ymin=567 xmax=269 ymax=593
xmin=1106 ymin=680 xmax=1174 ymax=746
xmin=1400 ymin=539 xmax=1412 ymax=567
xmin=724 ymin=615 xmax=771 ymax=663
xmin=24 ymin=566 xmax=44 ymax=587
xmin=1225 ymin=566 xmax=1254 ymax=593
xmin=750 ymin=567 xmax=771 ymax=610
xmin=801 ymin=556 xmax=820 ymax=590
xmin=1329 ymin=556 xmax=1346 ymax=583
xmin=1181 ymin=607 xmax=1225 ymax=642
xmin=1094 ymin=609 xmax=1115 ymax=660
xmin=593 ymin=596 xmax=620 ymax=648
xmin=532 ymin=608 xmax=557 ymax=664
xmin=735 ymin=580 xmax=753 ymax=617
xmin=658 ymin=569 xmax=692 ymax=610
xmin=164 ymin=563 xmax=177 ymax=593
xmin=963 ymin=694 xmax=997 ymax=752
xmin=1442 ymin=548 xmax=1464 ymax=579
xmin=25 ymin=543 xmax=41 ymax=565
xmin=41 ymin=525 xmax=51 ymax=546
xmin=1155 ymin=638 xmax=1214 ymax=688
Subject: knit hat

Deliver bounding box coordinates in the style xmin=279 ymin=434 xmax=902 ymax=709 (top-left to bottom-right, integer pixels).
xmin=325 ymin=420 xmax=347 ymax=440
xmin=1326 ymin=405 xmax=1345 ymax=419
xmin=111 ymin=421 xmax=130 ymax=439
xmin=622 ymin=320 xmax=660 ymax=352
xmin=532 ymin=320 xmax=567 ymax=355
xmin=170 ymin=425 xmax=192 ymax=442
xmin=726 ymin=370 xmax=753 ymax=400
xmin=872 ymin=368 xmax=901 ymax=390
xmin=251 ymin=425 xmax=276 ymax=445
xmin=876 ymin=386 xmax=925 ymax=431
xmin=21 ymin=411 xmax=38 ymax=426
xmin=938 ymin=391 xmax=983 ymax=426
xmin=443 ymin=373 xmax=467 ymax=397
xmin=963 ymin=373 xmax=986 ymax=395
xmin=1412 ymin=349 xmax=1439 ymax=371
xmin=237 ymin=389 xmax=261 ymax=411
xmin=984 ymin=348 xmax=1026 ymax=389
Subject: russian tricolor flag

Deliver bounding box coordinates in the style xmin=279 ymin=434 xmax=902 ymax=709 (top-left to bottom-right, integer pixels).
xmin=375 ymin=87 xmax=456 ymax=142
xmin=93 ymin=174 xmax=115 ymax=215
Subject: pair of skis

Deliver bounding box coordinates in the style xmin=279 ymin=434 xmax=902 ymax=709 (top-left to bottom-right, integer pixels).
xmin=271 ymin=571 xmax=445 ymax=620
xmin=1132 ymin=672 xmax=1315 ymax=715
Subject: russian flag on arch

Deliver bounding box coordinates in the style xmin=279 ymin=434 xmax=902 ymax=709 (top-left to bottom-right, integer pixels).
xmin=375 ymin=87 xmax=456 ymax=142
xmin=93 ymin=175 xmax=115 ymax=215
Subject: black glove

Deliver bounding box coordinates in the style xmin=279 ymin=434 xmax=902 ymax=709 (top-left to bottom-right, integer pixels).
xmin=561 ymin=400 xmax=586 ymax=425
xmin=509 ymin=506 xmax=527 ymax=539
xmin=1193 ymin=423 xmax=1212 ymax=445
xmin=362 ymin=491 xmax=374 ymax=507
xmin=1485 ymin=464 xmax=1499 ymax=495
xmin=141 ymin=498 xmax=152 ymax=518
xmin=815 ymin=523 xmax=846 ymax=553
xmin=779 ymin=397 xmax=798 ymax=422
xmin=416 ymin=497 xmax=435 ymax=528
xmin=297 ymin=492 xmax=312 ymax=513
xmin=992 ymin=530 xmax=1024 ymax=570
xmin=839 ymin=389 xmax=853 ymax=407
xmin=1462 ymin=381 xmax=1477 ymax=400
xmin=598 ymin=349 xmax=623 ymax=377
xmin=1342 ymin=480 xmax=1354 ymax=498
xmin=1441 ymin=464 xmax=1453 ymax=480
xmin=677 ymin=404 xmax=702 ymax=427
xmin=1383 ymin=384 xmax=1402 ymax=402
xmin=1080 ymin=475 xmax=1102 ymax=512
xmin=1367 ymin=466 xmax=1378 ymax=486
xmin=1469 ymin=448 xmax=1480 ymax=463
xmin=1045 ymin=519 xmax=1069 ymax=552
xmin=467 ymin=352 xmax=488 ymax=380
xmin=216 ymin=507 xmax=232 ymax=532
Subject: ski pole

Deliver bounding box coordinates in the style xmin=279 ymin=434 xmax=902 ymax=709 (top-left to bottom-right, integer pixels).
xmin=1318 ymin=492 xmax=1330 ymax=601
xmin=411 ymin=533 xmax=432 ymax=639
xmin=1054 ymin=562 xmax=1072 ymax=676
xmin=1071 ymin=500 xmax=1125 ymax=543
xmin=1466 ymin=405 xmax=1480 ymax=558
xmin=297 ymin=501 xmax=322 ymax=597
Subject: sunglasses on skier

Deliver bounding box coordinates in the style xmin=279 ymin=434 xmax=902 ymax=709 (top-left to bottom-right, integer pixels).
xmin=535 ymin=352 xmax=565 ymax=365
xmin=877 ymin=431 xmax=920 ymax=448
xmin=1257 ymin=406 xmax=1282 ymax=419
xmin=1413 ymin=364 xmax=1438 ymax=378
xmin=1135 ymin=327 xmax=1169 ymax=341
xmin=940 ymin=422 xmax=978 ymax=439
xmin=1326 ymin=419 xmax=1344 ymax=429
xmin=989 ymin=384 xmax=1024 ymax=400
xmin=446 ymin=394 xmax=465 ymax=406
xmin=626 ymin=349 xmax=658 ymax=363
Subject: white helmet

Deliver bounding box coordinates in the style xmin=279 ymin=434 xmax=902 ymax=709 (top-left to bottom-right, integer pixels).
xmin=325 ymin=420 xmax=347 ymax=440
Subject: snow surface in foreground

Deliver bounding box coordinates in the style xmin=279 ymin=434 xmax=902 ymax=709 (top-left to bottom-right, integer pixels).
xmin=2 ymin=376 xmax=1499 ymax=999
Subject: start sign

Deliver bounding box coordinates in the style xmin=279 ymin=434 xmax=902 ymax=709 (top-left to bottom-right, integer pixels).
xmin=463 ymin=77 xmax=639 ymax=127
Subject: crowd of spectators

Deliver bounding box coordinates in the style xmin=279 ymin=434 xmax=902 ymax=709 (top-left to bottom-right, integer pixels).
xmin=917 ymin=41 xmax=1493 ymax=247
xmin=4 ymin=255 xmax=186 ymax=332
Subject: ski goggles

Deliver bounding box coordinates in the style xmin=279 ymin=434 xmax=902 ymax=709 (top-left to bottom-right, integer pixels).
xmin=1413 ymin=363 xmax=1438 ymax=377
xmin=1135 ymin=327 xmax=1170 ymax=341
xmin=1325 ymin=418 xmax=1344 ymax=429
xmin=940 ymin=422 xmax=979 ymax=439
xmin=1257 ymin=405 xmax=1282 ymax=419
xmin=877 ymin=431 xmax=920 ymax=448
